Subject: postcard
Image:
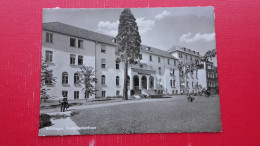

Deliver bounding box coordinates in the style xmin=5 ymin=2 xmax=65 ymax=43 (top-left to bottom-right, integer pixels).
xmin=39 ymin=7 xmax=221 ymax=136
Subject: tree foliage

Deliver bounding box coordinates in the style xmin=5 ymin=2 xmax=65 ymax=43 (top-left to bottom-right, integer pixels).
xmin=79 ymin=66 xmax=97 ymax=100
xmin=116 ymin=8 xmax=142 ymax=100
xmin=41 ymin=58 xmax=56 ymax=102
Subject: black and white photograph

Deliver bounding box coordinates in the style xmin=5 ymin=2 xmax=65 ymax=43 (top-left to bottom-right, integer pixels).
xmin=39 ymin=7 xmax=221 ymax=136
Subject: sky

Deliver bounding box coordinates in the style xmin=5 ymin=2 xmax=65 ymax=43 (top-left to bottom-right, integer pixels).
xmin=43 ymin=7 xmax=217 ymax=65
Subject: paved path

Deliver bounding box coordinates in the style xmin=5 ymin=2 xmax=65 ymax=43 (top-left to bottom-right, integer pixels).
xmin=41 ymin=96 xmax=183 ymax=114
xmin=39 ymin=111 xmax=80 ymax=136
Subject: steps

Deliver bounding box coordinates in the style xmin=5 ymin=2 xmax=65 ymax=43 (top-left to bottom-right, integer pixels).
xmin=141 ymin=89 xmax=162 ymax=98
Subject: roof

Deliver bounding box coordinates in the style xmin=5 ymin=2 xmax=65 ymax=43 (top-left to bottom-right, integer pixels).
xmin=141 ymin=45 xmax=177 ymax=60
xmin=168 ymin=45 xmax=200 ymax=56
xmin=43 ymin=22 xmax=178 ymax=59
xmin=43 ymin=22 xmax=116 ymax=46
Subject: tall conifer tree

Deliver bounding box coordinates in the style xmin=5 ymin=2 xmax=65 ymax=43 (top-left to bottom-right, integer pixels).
xmin=116 ymin=8 xmax=142 ymax=100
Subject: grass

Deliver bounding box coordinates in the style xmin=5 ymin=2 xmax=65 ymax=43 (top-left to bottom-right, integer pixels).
xmin=70 ymin=95 xmax=222 ymax=134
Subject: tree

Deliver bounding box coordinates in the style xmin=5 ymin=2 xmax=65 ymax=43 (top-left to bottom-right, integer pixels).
xmin=79 ymin=66 xmax=97 ymax=100
xmin=41 ymin=58 xmax=56 ymax=102
xmin=116 ymin=8 xmax=142 ymax=100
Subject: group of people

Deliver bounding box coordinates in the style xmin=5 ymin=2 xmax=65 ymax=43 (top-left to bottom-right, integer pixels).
xmin=59 ymin=96 xmax=69 ymax=112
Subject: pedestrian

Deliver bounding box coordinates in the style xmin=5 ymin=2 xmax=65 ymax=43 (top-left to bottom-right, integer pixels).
xmin=59 ymin=96 xmax=67 ymax=112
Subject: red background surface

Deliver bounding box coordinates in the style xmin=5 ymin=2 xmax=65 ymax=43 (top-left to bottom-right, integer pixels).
xmin=0 ymin=0 xmax=260 ymax=145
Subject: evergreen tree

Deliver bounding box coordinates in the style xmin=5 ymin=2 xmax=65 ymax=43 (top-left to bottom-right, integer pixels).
xmin=116 ymin=8 xmax=142 ymax=100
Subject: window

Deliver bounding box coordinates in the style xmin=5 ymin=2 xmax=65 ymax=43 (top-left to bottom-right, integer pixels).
xmin=78 ymin=55 xmax=83 ymax=65
xmin=102 ymin=91 xmax=106 ymax=98
xmin=116 ymin=91 xmax=120 ymax=96
xmin=101 ymin=44 xmax=106 ymax=53
xmin=116 ymin=61 xmax=120 ymax=69
xmin=186 ymin=81 xmax=189 ymax=88
xmin=190 ymin=56 xmax=192 ymax=60
xmin=62 ymin=72 xmax=68 ymax=84
xmin=78 ymin=40 xmax=83 ymax=48
xmin=101 ymin=75 xmax=106 ymax=85
xmin=168 ymin=59 xmax=170 ymax=65
xmin=192 ymin=82 xmax=194 ymax=88
xmin=196 ymin=71 xmax=198 ymax=78
xmin=140 ymin=64 xmax=143 ymax=68
xmin=170 ymin=80 xmax=173 ymax=87
xmin=45 ymin=50 xmax=53 ymax=63
xmin=70 ymin=54 xmax=76 ymax=65
xmin=74 ymin=91 xmax=79 ymax=99
xmin=150 ymin=55 xmax=152 ymax=61
xmin=173 ymin=80 xmax=176 ymax=87
xmin=116 ymin=76 xmax=119 ymax=86
xmin=147 ymin=47 xmax=151 ymax=51
xmin=74 ymin=73 xmax=79 ymax=84
xmin=62 ymin=91 xmax=68 ymax=97
xmin=70 ymin=38 xmax=76 ymax=47
xmin=46 ymin=32 xmax=53 ymax=43
xmin=170 ymin=69 xmax=174 ymax=76
xmin=174 ymin=60 xmax=176 ymax=66
xmin=158 ymin=57 xmax=161 ymax=63
xmin=178 ymin=53 xmax=182 ymax=58
xmin=139 ymin=54 xmax=142 ymax=60
xmin=159 ymin=67 xmax=162 ymax=75
xmin=101 ymin=59 xmax=106 ymax=68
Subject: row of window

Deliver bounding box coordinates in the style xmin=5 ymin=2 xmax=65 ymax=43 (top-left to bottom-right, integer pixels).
xmin=45 ymin=50 xmax=83 ymax=65
xmin=45 ymin=72 xmax=80 ymax=85
xmin=101 ymin=75 xmax=124 ymax=86
xmin=178 ymin=52 xmax=198 ymax=61
xmin=147 ymin=55 xmax=177 ymax=66
xmin=46 ymin=32 xmax=84 ymax=49
xmin=207 ymin=72 xmax=217 ymax=78
xmin=208 ymin=81 xmax=217 ymax=87
xmin=62 ymin=91 xmax=79 ymax=99
xmin=170 ymin=80 xmax=176 ymax=87
xmin=70 ymin=54 xmax=83 ymax=65
xmin=186 ymin=81 xmax=199 ymax=88
xmin=179 ymin=71 xmax=198 ymax=78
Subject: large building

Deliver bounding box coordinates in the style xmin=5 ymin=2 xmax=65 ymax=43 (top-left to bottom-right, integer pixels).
xmin=42 ymin=22 xmax=214 ymax=100
xmin=168 ymin=45 xmax=200 ymax=94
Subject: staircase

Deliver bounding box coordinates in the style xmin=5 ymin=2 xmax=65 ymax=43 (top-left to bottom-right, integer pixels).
xmin=141 ymin=89 xmax=162 ymax=98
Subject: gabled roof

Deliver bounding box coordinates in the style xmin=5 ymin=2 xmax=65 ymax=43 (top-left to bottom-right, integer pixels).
xmin=168 ymin=45 xmax=200 ymax=56
xmin=43 ymin=22 xmax=178 ymax=59
xmin=141 ymin=45 xmax=177 ymax=60
xmin=43 ymin=22 xmax=117 ymax=46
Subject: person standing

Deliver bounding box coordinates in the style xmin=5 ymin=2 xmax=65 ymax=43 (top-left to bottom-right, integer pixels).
xmin=59 ymin=96 xmax=66 ymax=112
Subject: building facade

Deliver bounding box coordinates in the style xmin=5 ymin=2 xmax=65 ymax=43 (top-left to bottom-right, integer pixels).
xmin=168 ymin=45 xmax=201 ymax=94
xmin=198 ymin=61 xmax=218 ymax=90
xmin=42 ymin=22 xmax=216 ymax=100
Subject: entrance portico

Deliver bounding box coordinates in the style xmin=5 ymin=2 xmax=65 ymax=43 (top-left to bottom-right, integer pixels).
xmin=129 ymin=68 xmax=156 ymax=95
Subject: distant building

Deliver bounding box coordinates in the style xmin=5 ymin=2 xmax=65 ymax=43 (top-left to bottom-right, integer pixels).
xmin=198 ymin=61 xmax=218 ymax=90
xmin=168 ymin=45 xmax=200 ymax=94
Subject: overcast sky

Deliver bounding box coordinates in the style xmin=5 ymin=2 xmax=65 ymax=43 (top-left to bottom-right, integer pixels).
xmin=43 ymin=7 xmax=217 ymax=65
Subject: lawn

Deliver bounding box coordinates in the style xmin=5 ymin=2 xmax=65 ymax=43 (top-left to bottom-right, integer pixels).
xmin=70 ymin=95 xmax=222 ymax=134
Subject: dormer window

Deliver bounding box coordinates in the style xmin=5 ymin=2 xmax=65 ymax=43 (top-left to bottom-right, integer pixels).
xmin=147 ymin=47 xmax=151 ymax=51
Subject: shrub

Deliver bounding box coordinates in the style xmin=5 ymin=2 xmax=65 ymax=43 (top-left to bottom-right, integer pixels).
xmin=116 ymin=95 xmax=123 ymax=98
xmin=39 ymin=113 xmax=52 ymax=129
xmin=70 ymin=111 xmax=79 ymax=117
